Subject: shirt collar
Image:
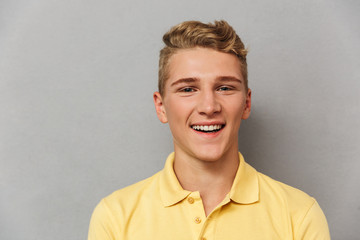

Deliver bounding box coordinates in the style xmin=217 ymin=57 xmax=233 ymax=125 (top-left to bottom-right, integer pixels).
xmin=229 ymin=153 xmax=259 ymax=204
xmin=159 ymin=153 xmax=191 ymax=207
xmin=159 ymin=152 xmax=259 ymax=207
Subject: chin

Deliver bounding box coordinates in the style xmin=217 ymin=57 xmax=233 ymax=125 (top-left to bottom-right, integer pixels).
xmin=192 ymin=148 xmax=227 ymax=162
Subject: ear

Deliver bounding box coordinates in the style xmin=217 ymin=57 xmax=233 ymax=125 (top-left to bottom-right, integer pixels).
xmin=153 ymin=92 xmax=168 ymax=123
xmin=241 ymin=88 xmax=252 ymax=120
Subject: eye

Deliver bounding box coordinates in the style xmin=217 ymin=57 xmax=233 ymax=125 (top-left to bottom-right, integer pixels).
xmin=179 ymin=87 xmax=195 ymax=92
xmin=218 ymin=86 xmax=232 ymax=91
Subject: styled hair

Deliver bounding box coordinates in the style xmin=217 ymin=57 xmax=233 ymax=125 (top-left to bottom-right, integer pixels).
xmin=158 ymin=20 xmax=248 ymax=96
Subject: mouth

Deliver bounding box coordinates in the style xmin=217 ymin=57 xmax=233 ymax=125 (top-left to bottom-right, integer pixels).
xmin=191 ymin=124 xmax=225 ymax=133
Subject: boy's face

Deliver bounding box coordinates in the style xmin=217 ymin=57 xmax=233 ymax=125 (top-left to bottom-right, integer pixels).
xmin=154 ymin=47 xmax=251 ymax=162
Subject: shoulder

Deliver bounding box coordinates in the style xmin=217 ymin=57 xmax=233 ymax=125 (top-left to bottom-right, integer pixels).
xmin=88 ymin=171 xmax=162 ymax=239
xmin=257 ymin=171 xmax=315 ymax=209
xmin=256 ymin=171 xmax=317 ymax=223
xmin=102 ymin=171 xmax=161 ymax=208
xmin=91 ymin=171 xmax=162 ymax=220
xmin=256 ymin=172 xmax=330 ymax=239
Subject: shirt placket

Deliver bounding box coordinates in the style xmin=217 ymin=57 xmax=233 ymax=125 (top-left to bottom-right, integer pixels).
xmin=185 ymin=192 xmax=207 ymax=240
xmin=185 ymin=192 xmax=230 ymax=240
xmin=197 ymin=194 xmax=231 ymax=240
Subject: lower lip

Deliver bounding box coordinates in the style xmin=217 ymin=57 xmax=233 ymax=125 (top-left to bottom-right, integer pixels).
xmin=191 ymin=127 xmax=224 ymax=138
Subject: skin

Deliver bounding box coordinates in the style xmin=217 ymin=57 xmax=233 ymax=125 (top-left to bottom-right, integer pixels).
xmin=153 ymin=47 xmax=251 ymax=216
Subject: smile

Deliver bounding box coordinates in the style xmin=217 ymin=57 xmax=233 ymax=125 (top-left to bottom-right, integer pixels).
xmin=191 ymin=124 xmax=224 ymax=133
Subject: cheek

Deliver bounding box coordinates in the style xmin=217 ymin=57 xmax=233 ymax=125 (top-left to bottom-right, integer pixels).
xmin=227 ymin=99 xmax=246 ymax=113
xmin=164 ymin=101 xmax=187 ymax=126
xmin=166 ymin=99 xmax=192 ymax=116
xmin=226 ymin=102 xmax=246 ymax=125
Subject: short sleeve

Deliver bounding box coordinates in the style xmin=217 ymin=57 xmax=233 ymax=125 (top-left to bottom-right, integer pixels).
xmin=295 ymin=200 xmax=331 ymax=240
xmin=88 ymin=199 xmax=115 ymax=240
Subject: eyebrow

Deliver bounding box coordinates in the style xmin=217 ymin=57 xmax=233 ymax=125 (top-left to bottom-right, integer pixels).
xmin=170 ymin=78 xmax=199 ymax=87
xmin=216 ymin=76 xmax=243 ymax=84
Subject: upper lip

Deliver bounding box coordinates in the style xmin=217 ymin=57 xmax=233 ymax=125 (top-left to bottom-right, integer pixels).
xmin=190 ymin=121 xmax=225 ymax=126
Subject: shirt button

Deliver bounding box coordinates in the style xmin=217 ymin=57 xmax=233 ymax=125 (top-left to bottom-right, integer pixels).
xmin=187 ymin=197 xmax=194 ymax=204
xmin=194 ymin=217 xmax=202 ymax=224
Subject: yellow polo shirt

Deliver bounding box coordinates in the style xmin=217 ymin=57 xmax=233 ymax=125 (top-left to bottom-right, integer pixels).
xmin=88 ymin=153 xmax=330 ymax=240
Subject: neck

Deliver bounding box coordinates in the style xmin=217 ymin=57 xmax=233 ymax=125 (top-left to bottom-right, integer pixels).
xmin=173 ymin=149 xmax=239 ymax=216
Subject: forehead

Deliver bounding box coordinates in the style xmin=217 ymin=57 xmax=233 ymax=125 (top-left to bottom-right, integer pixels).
xmin=167 ymin=47 xmax=243 ymax=84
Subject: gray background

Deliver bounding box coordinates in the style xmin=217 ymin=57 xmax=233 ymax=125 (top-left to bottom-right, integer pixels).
xmin=1 ymin=0 xmax=359 ymax=239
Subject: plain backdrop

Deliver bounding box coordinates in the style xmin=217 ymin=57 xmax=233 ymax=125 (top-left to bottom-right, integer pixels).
xmin=1 ymin=0 xmax=359 ymax=239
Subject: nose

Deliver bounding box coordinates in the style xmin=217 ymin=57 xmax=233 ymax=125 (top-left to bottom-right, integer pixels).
xmin=196 ymin=90 xmax=221 ymax=116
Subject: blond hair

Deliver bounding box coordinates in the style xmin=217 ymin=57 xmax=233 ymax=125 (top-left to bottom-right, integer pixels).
xmin=158 ymin=20 xmax=248 ymax=96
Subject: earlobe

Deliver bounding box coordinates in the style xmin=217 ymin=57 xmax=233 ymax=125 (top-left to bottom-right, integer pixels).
xmin=153 ymin=92 xmax=168 ymax=123
xmin=241 ymin=89 xmax=252 ymax=120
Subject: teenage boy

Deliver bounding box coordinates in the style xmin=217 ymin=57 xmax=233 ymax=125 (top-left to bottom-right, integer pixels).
xmin=88 ymin=20 xmax=330 ymax=240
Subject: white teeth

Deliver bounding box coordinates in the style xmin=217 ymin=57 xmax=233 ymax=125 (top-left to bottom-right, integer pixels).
xmin=191 ymin=125 xmax=223 ymax=132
